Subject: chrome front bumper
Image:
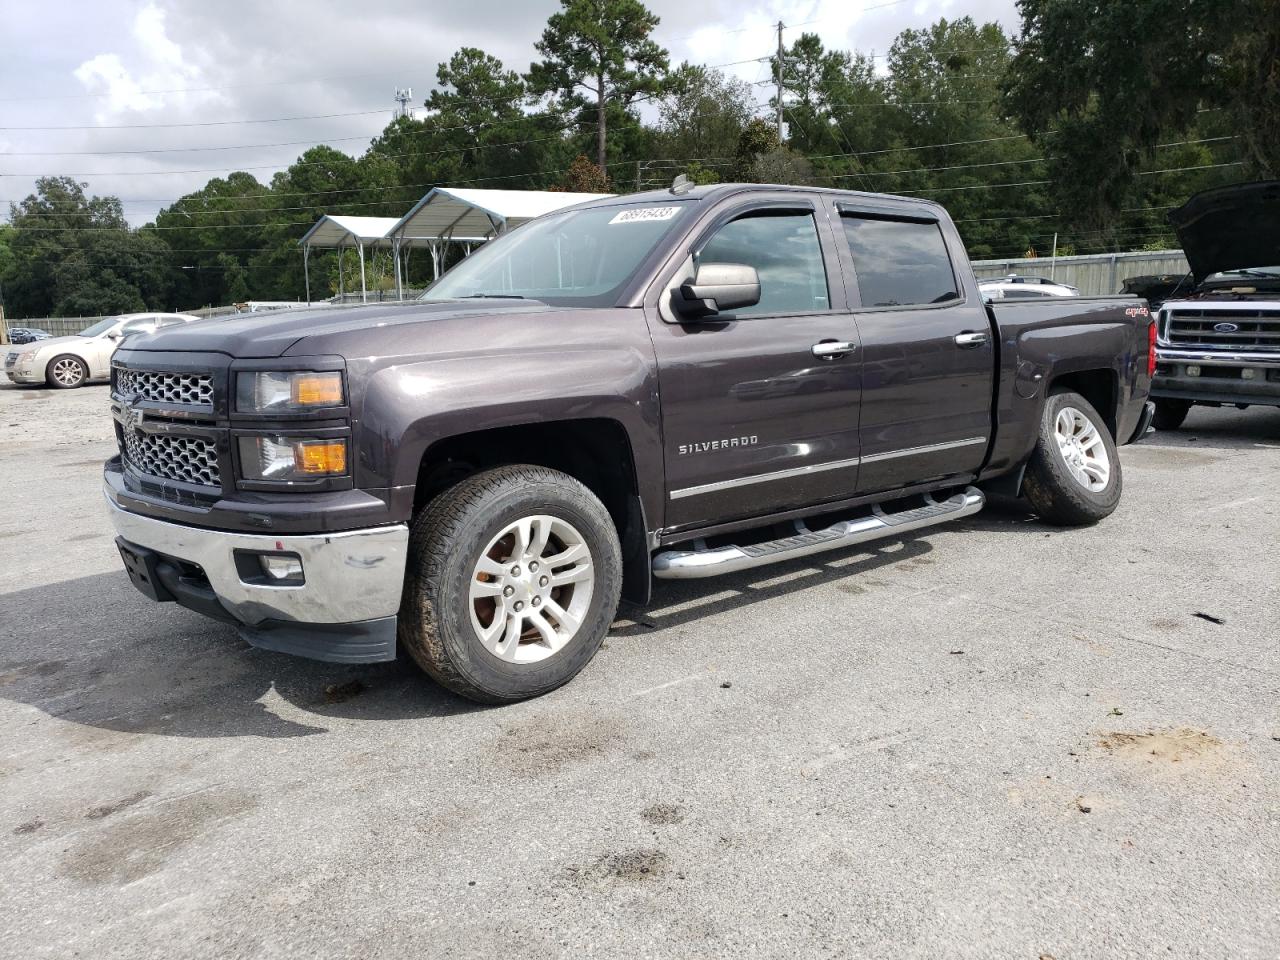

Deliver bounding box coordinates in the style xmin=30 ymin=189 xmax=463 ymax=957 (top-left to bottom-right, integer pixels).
xmin=1153 ymin=347 xmax=1280 ymax=406
xmin=5 ymin=365 xmax=42 ymax=384
xmin=106 ymin=491 xmax=409 ymax=662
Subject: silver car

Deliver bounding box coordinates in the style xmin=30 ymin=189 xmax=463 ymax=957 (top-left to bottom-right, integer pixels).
xmin=978 ymin=275 xmax=1080 ymax=300
xmin=4 ymin=312 xmax=202 ymax=388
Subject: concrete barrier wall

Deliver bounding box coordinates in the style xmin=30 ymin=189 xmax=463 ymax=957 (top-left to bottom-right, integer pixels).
xmin=971 ymin=250 xmax=1190 ymax=296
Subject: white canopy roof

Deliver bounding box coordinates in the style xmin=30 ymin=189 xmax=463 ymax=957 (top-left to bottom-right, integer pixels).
xmin=389 ymin=187 xmax=613 ymax=242
xmin=299 ymin=215 xmax=400 ymax=249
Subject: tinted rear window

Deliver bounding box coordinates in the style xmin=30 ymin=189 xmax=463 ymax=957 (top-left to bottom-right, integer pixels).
xmin=840 ymin=216 xmax=959 ymax=308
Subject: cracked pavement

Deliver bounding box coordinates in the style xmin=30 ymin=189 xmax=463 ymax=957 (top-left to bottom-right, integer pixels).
xmin=1 ymin=380 xmax=1278 ymax=959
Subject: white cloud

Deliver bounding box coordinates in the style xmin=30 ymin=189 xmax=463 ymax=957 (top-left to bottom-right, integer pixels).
xmin=72 ymin=2 xmax=215 ymax=117
xmin=7 ymin=0 xmax=1022 ymax=226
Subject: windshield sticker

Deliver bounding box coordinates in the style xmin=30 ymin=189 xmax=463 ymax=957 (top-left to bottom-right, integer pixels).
xmin=609 ymin=206 xmax=680 ymax=225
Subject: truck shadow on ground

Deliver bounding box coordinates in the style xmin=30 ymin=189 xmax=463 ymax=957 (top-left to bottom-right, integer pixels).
xmin=0 ymin=572 xmax=488 ymax=740
xmin=614 ymin=534 xmax=938 ymax=638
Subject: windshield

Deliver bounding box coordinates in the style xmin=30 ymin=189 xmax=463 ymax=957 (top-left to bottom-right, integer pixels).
xmin=79 ymin=316 xmax=121 ymax=337
xmin=422 ymin=202 xmax=693 ymax=306
xmin=1206 ymin=266 xmax=1280 ymax=281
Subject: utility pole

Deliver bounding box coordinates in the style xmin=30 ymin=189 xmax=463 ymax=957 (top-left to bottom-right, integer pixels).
xmin=775 ymin=21 xmax=786 ymax=142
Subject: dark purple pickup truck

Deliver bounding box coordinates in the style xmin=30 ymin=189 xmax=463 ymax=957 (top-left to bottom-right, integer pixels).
xmin=105 ymin=183 xmax=1154 ymax=702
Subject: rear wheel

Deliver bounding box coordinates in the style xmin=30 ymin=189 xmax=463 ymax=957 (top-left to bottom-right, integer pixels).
xmin=398 ymin=464 xmax=622 ymax=703
xmin=1151 ymin=399 xmax=1192 ymax=431
xmin=46 ymin=355 xmax=88 ymax=389
xmin=1023 ymin=390 xmax=1122 ymax=527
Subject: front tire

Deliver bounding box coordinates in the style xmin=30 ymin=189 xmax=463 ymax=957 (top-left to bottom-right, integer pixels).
xmin=398 ymin=464 xmax=623 ymax=704
xmin=1023 ymin=390 xmax=1122 ymax=527
xmin=46 ymin=354 xmax=88 ymax=389
xmin=1151 ymin=399 xmax=1191 ymax=431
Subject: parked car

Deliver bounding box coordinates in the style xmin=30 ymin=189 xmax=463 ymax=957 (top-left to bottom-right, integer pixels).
xmin=1151 ymin=180 xmax=1280 ymax=430
xmin=4 ymin=312 xmax=202 ymax=388
xmin=6 ymin=327 xmax=52 ymax=345
xmin=979 ymin=275 xmax=1080 ymax=299
xmin=104 ymin=184 xmax=1154 ymax=703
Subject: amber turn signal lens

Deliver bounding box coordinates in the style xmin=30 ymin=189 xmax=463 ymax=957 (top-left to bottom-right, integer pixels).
xmin=290 ymin=372 xmax=343 ymax=407
xmin=294 ymin=440 xmax=347 ymax=475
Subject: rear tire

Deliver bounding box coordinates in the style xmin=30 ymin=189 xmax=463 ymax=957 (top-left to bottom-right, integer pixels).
xmin=46 ymin=354 xmax=88 ymax=389
xmin=1151 ymin=399 xmax=1191 ymax=431
xmin=1023 ymin=390 xmax=1122 ymax=527
xmin=398 ymin=464 xmax=623 ymax=704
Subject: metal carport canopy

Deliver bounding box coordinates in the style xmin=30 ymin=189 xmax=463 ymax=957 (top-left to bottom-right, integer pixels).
xmin=389 ymin=187 xmax=614 ymax=241
xmin=298 ymin=215 xmax=400 ymax=249
xmin=298 ymin=216 xmax=402 ymax=304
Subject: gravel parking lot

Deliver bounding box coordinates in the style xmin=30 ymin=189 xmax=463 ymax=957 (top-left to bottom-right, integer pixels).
xmin=1 ymin=379 xmax=1277 ymax=959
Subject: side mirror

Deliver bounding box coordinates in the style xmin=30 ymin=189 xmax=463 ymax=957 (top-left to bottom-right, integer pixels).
xmin=675 ymin=262 xmax=761 ymax=319
xmin=106 ymin=330 xmax=123 ymax=340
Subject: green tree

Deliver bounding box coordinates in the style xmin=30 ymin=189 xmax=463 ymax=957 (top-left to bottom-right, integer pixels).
xmin=528 ymin=0 xmax=669 ymax=173
xmin=1002 ymin=0 xmax=1280 ymax=229
xmin=153 ymin=171 xmax=270 ymax=308
xmin=769 ymin=33 xmax=889 ymax=166
xmin=0 ymin=225 xmax=15 ymax=320
xmin=655 ymin=64 xmax=757 ymax=177
xmin=3 ymin=177 xmax=171 ymax=318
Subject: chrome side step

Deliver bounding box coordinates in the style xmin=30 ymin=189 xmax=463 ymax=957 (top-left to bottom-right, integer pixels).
xmin=651 ymin=486 xmax=984 ymax=580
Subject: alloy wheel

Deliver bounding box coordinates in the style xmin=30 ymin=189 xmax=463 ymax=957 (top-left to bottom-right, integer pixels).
xmin=468 ymin=514 xmax=595 ymax=664
xmin=1054 ymin=406 xmax=1111 ymax=492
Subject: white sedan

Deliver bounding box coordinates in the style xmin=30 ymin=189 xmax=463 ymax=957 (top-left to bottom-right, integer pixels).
xmin=4 ymin=312 xmax=202 ymax=389
xmin=978 ymin=275 xmax=1080 ymax=300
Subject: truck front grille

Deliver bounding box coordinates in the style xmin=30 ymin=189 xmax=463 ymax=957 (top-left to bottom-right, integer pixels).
xmin=120 ymin=428 xmax=221 ymax=487
xmin=1165 ymin=308 xmax=1280 ymax=351
xmin=114 ymin=365 xmax=214 ymax=406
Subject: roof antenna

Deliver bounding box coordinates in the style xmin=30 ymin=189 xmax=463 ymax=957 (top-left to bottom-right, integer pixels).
xmin=670 ymin=174 xmax=694 ymax=196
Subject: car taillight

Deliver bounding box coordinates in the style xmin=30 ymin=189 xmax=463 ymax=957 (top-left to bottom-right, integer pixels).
xmin=1147 ymin=319 xmax=1157 ymax=377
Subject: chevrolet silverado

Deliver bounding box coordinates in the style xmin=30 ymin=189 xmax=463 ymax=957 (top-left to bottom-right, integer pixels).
xmin=104 ymin=183 xmax=1155 ymax=702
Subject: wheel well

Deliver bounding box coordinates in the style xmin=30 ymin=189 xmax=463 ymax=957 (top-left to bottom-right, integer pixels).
xmin=1049 ymin=370 xmax=1118 ymax=437
xmin=413 ymin=419 xmax=648 ymax=602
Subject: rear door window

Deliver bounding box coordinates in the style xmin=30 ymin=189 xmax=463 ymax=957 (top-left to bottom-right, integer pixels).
xmin=839 ymin=215 xmax=960 ymax=308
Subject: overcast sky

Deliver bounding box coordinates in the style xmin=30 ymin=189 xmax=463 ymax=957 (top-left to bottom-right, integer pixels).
xmin=0 ymin=0 xmax=1021 ymax=226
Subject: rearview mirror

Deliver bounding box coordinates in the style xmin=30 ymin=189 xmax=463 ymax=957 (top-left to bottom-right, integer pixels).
xmin=675 ymin=262 xmax=761 ymax=319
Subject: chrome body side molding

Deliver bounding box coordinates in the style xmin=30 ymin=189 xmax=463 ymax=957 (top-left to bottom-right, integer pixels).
xmin=668 ymin=437 xmax=987 ymax=500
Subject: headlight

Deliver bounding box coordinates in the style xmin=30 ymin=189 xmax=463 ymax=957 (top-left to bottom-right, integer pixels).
xmin=236 ymin=370 xmax=344 ymax=413
xmin=238 ymin=436 xmax=348 ymax=481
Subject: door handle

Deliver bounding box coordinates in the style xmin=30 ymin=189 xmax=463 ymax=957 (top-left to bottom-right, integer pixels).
xmin=954 ymin=331 xmax=989 ymax=348
xmin=812 ymin=340 xmax=856 ymax=359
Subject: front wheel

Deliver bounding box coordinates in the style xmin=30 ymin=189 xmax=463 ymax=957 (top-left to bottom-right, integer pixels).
xmin=1151 ymin=399 xmax=1192 ymax=431
xmin=398 ymin=464 xmax=623 ymax=703
xmin=1023 ymin=390 xmax=1122 ymax=527
xmin=46 ymin=354 xmax=88 ymax=389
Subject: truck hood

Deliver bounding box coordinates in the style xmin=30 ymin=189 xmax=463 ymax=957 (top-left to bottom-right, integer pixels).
xmin=122 ymin=298 xmax=553 ymax=358
xmin=1169 ymin=179 xmax=1280 ymax=281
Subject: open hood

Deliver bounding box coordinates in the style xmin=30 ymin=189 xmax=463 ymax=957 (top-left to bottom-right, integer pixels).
xmin=1168 ymin=179 xmax=1280 ymax=281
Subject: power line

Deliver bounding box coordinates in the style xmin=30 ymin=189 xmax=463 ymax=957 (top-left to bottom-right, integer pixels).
xmin=7 ymin=133 xmax=389 ymax=156
xmin=0 ymin=69 xmax=420 ymax=103
xmin=0 ymin=109 xmax=395 ymax=131
xmin=1 ymin=123 xmax=594 ymax=178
